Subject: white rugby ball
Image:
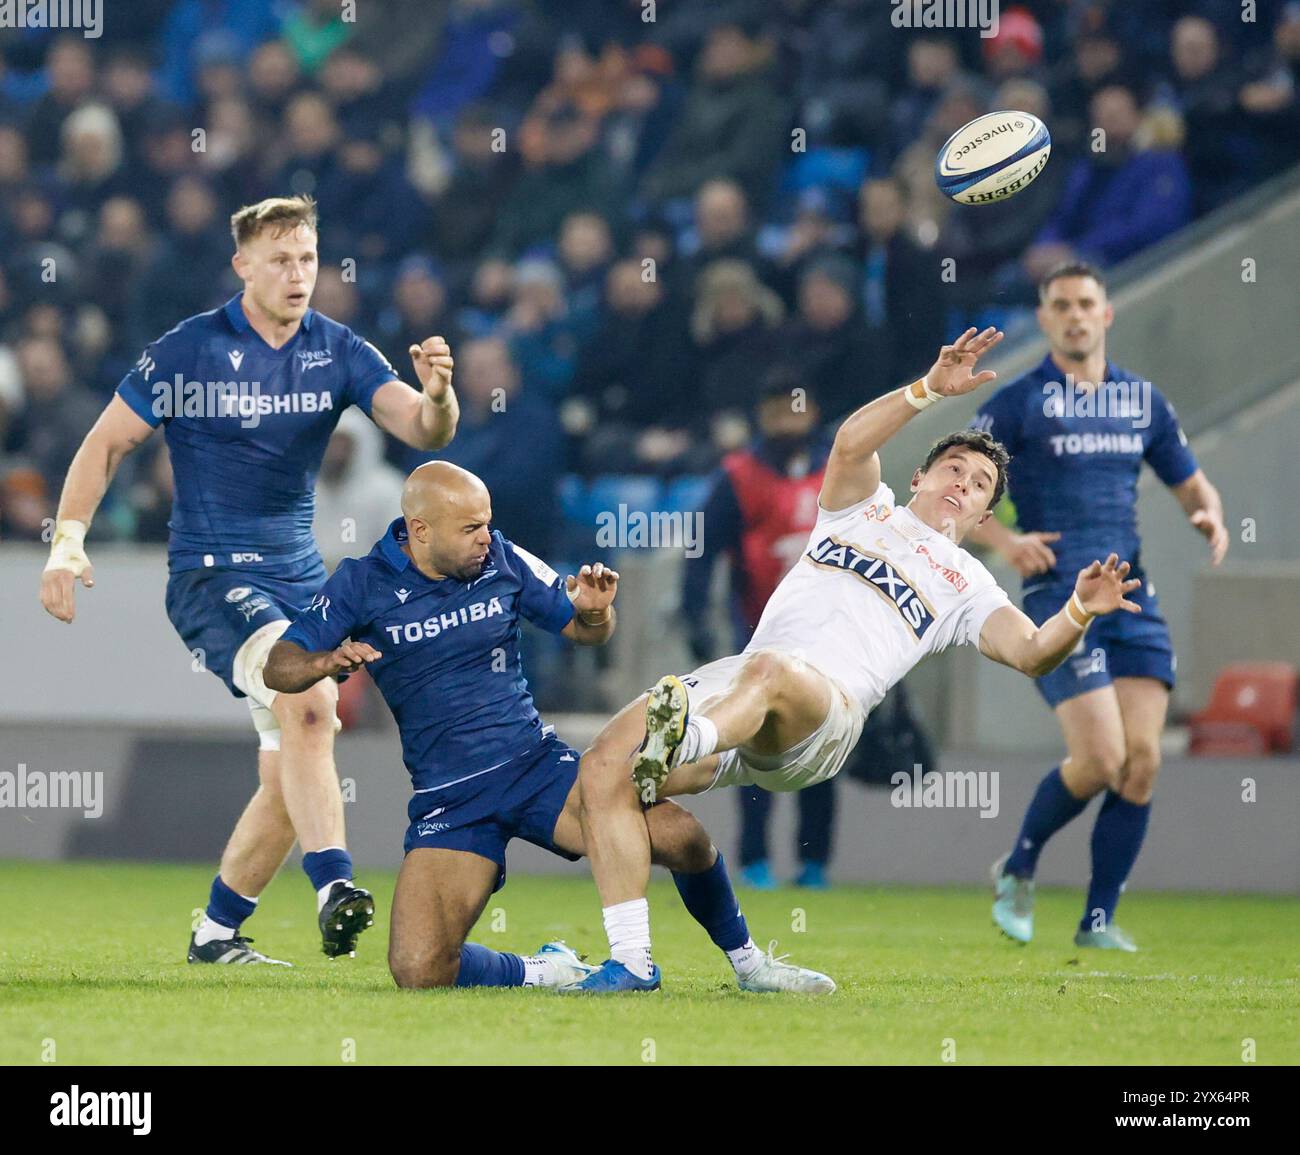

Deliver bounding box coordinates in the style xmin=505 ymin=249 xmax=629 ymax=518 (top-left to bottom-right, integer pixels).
xmin=935 ymin=110 xmax=1051 ymax=205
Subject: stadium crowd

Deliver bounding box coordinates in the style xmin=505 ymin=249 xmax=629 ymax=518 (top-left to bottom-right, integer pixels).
xmin=1 ymin=0 xmax=1298 ymax=549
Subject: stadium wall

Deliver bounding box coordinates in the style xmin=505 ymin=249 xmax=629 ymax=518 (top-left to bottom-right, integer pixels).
xmin=1 ymin=721 xmax=1295 ymax=893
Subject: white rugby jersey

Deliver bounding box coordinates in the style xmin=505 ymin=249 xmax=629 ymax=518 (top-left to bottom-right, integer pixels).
xmin=744 ymin=481 xmax=1013 ymax=717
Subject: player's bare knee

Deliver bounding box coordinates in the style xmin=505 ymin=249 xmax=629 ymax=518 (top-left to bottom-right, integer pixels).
xmin=1120 ymin=742 xmax=1160 ymax=803
xmin=578 ymin=743 xmax=631 ymax=807
xmin=390 ymin=944 xmax=459 ymax=989
xmin=274 ymin=680 xmax=338 ymax=736
xmin=1074 ymin=744 xmax=1124 ymax=792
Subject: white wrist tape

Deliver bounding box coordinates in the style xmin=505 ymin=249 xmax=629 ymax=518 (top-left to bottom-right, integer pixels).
xmin=1065 ymin=591 xmax=1094 ymax=630
xmin=44 ymin=520 xmax=90 ymax=575
xmin=903 ymin=376 xmax=941 ymax=411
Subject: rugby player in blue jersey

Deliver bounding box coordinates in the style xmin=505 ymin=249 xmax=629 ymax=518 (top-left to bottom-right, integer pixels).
xmin=262 ymin=461 xmax=832 ymax=992
xmin=40 ymin=195 xmax=462 ymax=965
xmin=971 ymin=263 xmax=1228 ymax=951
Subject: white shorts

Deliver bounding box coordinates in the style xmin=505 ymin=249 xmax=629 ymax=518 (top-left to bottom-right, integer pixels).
xmin=675 ymin=652 xmax=865 ymax=794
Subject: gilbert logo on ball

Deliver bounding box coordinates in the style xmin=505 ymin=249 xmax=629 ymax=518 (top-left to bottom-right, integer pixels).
xmin=935 ymin=111 xmax=1051 ymax=205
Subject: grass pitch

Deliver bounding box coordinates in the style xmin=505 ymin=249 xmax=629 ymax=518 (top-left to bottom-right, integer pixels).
xmin=1 ymin=860 xmax=1295 ymax=1066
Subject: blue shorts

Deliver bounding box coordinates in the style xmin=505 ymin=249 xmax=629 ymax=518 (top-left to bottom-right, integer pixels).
xmin=164 ymin=560 xmax=327 ymax=698
xmin=1023 ymin=577 xmax=1176 ymax=708
xmin=404 ymin=733 xmax=582 ymax=892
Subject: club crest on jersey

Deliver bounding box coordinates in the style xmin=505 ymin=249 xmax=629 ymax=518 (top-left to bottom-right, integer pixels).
xmin=805 ymin=535 xmax=936 ymax=639
xmin=297 ymin=349 xmax=333 ymax=370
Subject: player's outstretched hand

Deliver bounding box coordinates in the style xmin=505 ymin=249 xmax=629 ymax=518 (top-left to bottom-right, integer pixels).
xmin=1074 ymin=554 xmax=1142 ymax=617
xmin=1190 ymin=508 xmax=1229 ymax=566
xmin=566 ymin=562 xmax=619 ymax=614
xmin=41 ymin=538 xmax=94 ymax=624
xmin=324 ymin=640 xmax=382 ymax=676
xmin=925 ymin=326 xmax=1004 ymax=398
xmin=409 ymin=336 xmax=454 ymax=399
xmin=1005 ymin=530 xmax=1061 ymax=577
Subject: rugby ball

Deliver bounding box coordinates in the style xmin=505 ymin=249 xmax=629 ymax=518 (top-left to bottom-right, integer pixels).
xmin=935 ymin=111 xmax=1051 ymax=205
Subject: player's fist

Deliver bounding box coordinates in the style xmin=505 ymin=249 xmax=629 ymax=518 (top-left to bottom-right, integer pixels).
xmin=1074 ymin=554 xmax=1141 ymax=617
xmin=566 ymin=563 xmax=619 ymax=616
xmin=409 ymin=336 xmax=453 ymax=399
xmin=324 ymin=640 xmax=382 ymax=676
xmin=1190 ymin=509 xmax=1229 ymax=566
xmin=41 ymin=521 xmax=94 ymax=623
xmin=1004 ymin=531 xmax=1060 ymax=577
xmin=925 ymin=326 xmax=1004 ymax=398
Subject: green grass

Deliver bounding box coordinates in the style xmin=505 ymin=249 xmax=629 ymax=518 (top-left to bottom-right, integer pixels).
xmin=1 ymin=861 xmax=1296 ymax=1065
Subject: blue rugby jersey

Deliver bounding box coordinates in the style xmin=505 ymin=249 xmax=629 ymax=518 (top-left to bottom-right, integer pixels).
xmin=281 ymin=521 xmax=576 ymax=791
xmin=971 ymin=354 xmax=1197 ymax=590
xmin=116 ymin=293 xmax=400 ymax=575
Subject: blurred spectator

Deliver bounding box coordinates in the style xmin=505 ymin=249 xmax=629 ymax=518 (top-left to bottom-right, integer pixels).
xmin=501 ymin=258 xmax=579 ymax=401
xmin=691 ymin=259 xmax=784 ymax=430
xmin=158 ymin=0 xmax=283 ymax=107
xmin=1025 ymin=84 xmax=1192 ymax=277
xmin=781 ymin=255 xmax=876 ymax=423
xmin=247 ymin=39 xmax=303 ymax=124
xmin=25 ymin=36 xmax=96 ymax=166
xmin=640 ymin=21 xmax=790 ymax=210
xmin=57 ymin=105 xmax=131 ymax=246
xmin=132 ymin=177 xmax=230 ymax=343
xmin=283 ymin=0 xmax=357 ymax=76
xmin=456 ymin=257 xmax=514 ymax=338
xmin=683 ymin=179 xmax=766 ymax=288
xmin=791 ymin=0 xmax=893 ymax=152
xmin=312 ymin=408 xmax=405 ymax=568
xmin=1238 ymin=3 xmax=1300 ymax=180
xmin=1155 ymin=16 xmax=1253 ymax=213
xmin=274 ymin=90 xmax=340 ymax=200
xmin=557 ymin=209 xmax=613 ymax=335
xmin=427 ymin=105 xmax=520 ymax=278
xmin=431 ymin=337 xmax=564 ymax=557
xmin=85 ymin=198 xmax=154 ymax=364
xmin=310 ymin=264 xmax=363 ymax=328
xmin=317 ymin=131 xmax=428 ymax=262
xmin=855 ymin=177 xmax=947 ymax=391
xmin=1048 ymin=30 xmax=1126 ymax=158
xmin=569 ymin=257 xmax=694 ymax=475
xmin=491 ymin=105 xmax=616 ymax=255
xmin=888 ymin=36 xmax=967 ymax=162
xmin=376 ymin=256 xmax=460 ymax=368
xmin=981 ymin=6 xmax=1046 ymax=84
xmin=130 ymin=106 xmax=200 ymax=220
xmin=199 ymin=96 xmax=264 ymax=206
xmin=102 ymin=47 xmax=167 ymax=170
xmin=9 ymin=336 xmax=101 ymax=497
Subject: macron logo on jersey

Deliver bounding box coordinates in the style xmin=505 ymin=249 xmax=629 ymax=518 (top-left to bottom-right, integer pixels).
xmin=806 ymin=535 xmax=936 ymax=639
xmin=228 ymin=349 xmax=244 ymax=371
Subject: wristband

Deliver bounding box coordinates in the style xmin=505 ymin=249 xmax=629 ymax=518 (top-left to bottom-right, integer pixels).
xmin=903 ymin=375 xmax=941 ymax=411
xmin=1064 ymin=591 xmax=1094 ymax=630
xmin=578 ymin=606 xmax=611 ymax=626
xmin=44 ymin=519 xmax=89 ymax=574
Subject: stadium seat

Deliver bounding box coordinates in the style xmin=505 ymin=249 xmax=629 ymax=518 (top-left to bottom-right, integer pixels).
xmin=1188 ymin=662 xmax=1297 ymax=755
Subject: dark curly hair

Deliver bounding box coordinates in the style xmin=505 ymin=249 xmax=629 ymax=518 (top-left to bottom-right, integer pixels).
xmin=921 ymin=429 xmax=1010 ymax=509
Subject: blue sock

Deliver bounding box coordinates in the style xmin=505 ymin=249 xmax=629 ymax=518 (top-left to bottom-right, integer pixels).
xmin=1005 ymin=766 xmax=1088 ymax=878
xmin=206 ymin=874 xmax=256 ymax=930
xmin=455 ymin=942 xmax=525 ymax=987
xmin=1081 ymin=792 xmax=1150 ymax=932
xmin=302 ymin=847 xmax=353 ymax=892
xmin=672 ymin=850 xmax=750 ymax=952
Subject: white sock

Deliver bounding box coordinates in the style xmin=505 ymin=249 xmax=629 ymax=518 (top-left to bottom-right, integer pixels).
xmin=521 ymin=955 xmax=557 ymax=987
xmin=676 ymin=715 xmax=719 ymax=767
xmin=726 ymin=937 xmax=761 ymax=977
xmin=603 ymin=898 xmax=654 ymax=979
xmin=194 ymin=917 xmax=238 ymax=946
xmin=316 ymin=878 xmax=351 ymax=912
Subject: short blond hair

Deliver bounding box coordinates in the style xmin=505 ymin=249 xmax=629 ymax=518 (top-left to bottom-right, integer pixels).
xmin=230 ymin=194 xmax=318 ymax=247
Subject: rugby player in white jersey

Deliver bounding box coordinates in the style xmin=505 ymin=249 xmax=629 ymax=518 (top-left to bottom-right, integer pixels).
xmin=571 ymin=327 xmax=1143 ymax=992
